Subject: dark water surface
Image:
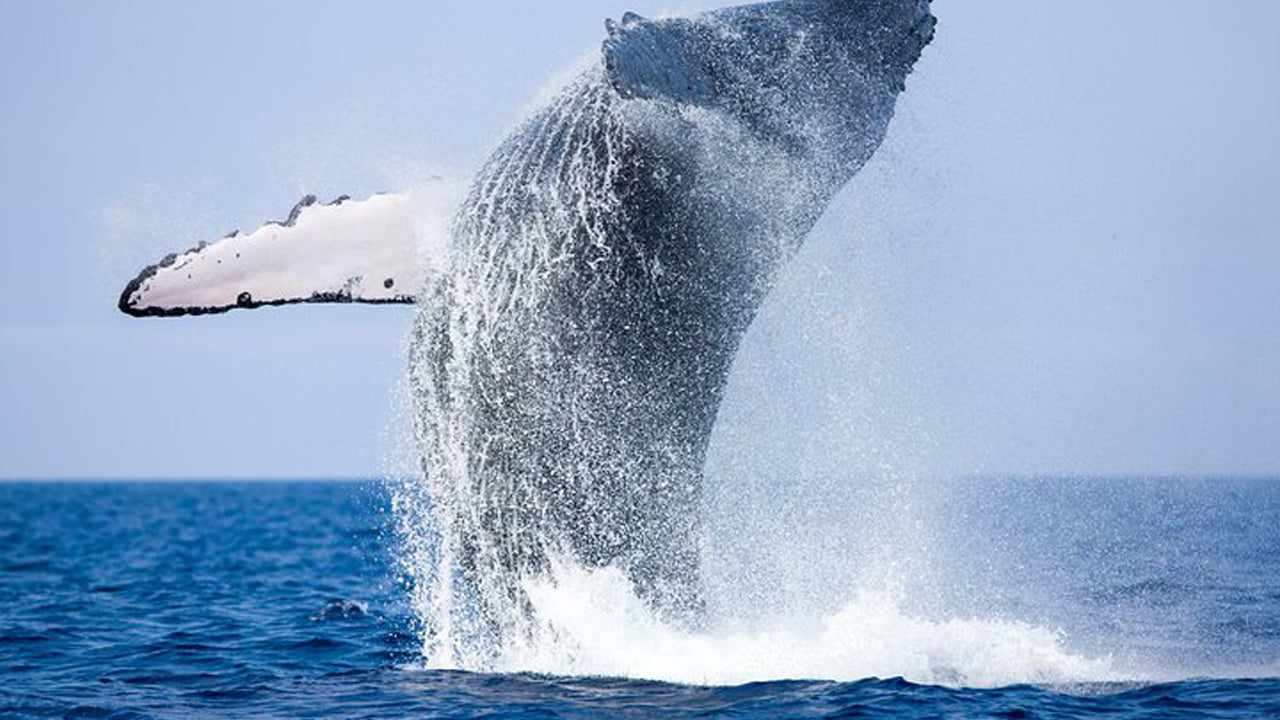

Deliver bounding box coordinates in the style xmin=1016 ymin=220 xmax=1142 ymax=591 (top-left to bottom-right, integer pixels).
xmin=2 ymin=479 xmax=1278 ymax=719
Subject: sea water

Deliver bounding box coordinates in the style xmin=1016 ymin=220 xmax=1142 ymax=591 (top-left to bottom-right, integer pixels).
xmin=2 ymin=478 xmax=1278 ymax=718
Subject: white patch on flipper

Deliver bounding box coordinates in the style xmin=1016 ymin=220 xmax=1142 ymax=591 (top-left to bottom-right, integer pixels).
xmin=119 ymin=192 xmax=425 ymax=316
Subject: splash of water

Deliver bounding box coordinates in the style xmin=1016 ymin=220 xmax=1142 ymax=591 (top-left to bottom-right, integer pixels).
xmin=501 ymin=560 xmax=1113 ymax=688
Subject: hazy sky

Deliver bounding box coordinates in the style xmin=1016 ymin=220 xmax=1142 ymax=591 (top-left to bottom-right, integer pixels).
xmin=1 ymin=1 xmax=1276 ymax=479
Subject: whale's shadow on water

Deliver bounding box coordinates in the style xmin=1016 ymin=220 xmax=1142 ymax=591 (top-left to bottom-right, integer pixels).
xmin=118 ymin=0 xmax=936 ymax=663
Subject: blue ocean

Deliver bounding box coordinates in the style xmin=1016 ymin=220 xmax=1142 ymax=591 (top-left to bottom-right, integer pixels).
xmin=2 ymin=478 xmax=1278 ymax=718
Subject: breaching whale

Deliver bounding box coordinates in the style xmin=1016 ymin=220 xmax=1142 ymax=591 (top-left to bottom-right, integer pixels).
xmin=120 ymin=0 xmax=935 ymax=648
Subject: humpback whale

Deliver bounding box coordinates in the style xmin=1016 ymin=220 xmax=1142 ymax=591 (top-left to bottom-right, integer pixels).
xmin=120 ymin=0 xmax=934 ymax=649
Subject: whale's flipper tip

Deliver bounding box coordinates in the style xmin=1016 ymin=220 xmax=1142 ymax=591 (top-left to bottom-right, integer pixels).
xmin=118 ymin=193 xmax=423 ymax=318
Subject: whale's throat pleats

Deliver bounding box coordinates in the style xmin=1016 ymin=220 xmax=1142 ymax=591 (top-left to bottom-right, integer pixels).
xmin=406 ymin=74 xmax=716 ymax=650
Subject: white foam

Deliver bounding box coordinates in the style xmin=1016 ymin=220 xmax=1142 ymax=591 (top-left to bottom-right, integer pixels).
xmin=456 ymin=559 xmax=1115 ymax=688
xmin=402 ymin=176 xmax=468 ymax=280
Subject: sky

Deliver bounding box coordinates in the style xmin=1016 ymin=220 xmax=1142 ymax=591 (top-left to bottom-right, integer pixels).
xmin=0 ymin=1 xmax=1276 ymax=480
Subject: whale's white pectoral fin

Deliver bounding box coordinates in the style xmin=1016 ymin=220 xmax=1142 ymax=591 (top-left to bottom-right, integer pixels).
xmin=119 ymin=192 xmax=423 ymax=317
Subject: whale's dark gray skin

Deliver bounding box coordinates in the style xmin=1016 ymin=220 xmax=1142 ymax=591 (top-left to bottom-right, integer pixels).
xmin=409 ymin=0 xmax=934 ymax=641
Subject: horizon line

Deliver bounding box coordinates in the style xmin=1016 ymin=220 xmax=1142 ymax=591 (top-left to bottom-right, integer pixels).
xmin=0 ymin=476 xmax=391 ymax=484
xmin=2 ymin=473 xmax=1278 ymax=484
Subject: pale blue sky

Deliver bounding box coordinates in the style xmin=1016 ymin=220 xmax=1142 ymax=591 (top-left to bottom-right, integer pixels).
xmin=1 ymin=1 xmax=1277 ymax=479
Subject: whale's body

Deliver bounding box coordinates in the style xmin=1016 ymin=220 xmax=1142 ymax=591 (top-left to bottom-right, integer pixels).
xmin=118 ymin=0 xmax=934 ymax=648
xmin=409 ymin=0 xmax=935 ymax=635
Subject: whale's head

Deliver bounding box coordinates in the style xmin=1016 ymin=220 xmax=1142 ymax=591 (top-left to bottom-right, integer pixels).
xmin=605 ymin=0 xmax=934 ymax=168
